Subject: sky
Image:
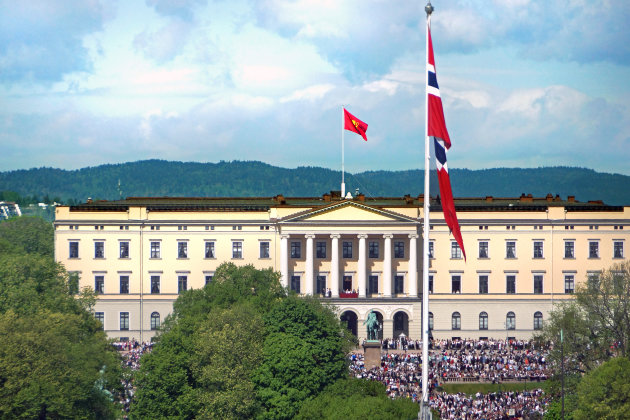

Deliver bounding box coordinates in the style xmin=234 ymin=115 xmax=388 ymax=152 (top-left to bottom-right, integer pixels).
xmin=1 ymin=0 xmax=630 ymax=175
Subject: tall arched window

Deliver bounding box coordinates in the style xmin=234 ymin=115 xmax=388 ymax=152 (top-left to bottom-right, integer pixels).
xmin=533 ymin=311 xmax=543 ymax=330
xmin=428 ymin=312 xmax=434 ymax=331
xmin=150 ymin=312 xmax=160 ymax=330
xmin=452 ymin=312 xmax=461 ymax=330
xmin=506 ymin=311 xmax=516 ymax=330
xmin=479 ymin=312 xmax=488 ymax=330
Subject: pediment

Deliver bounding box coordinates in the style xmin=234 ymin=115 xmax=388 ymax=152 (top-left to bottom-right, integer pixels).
xmin=280 ymin=201 xmax=417 ymax=224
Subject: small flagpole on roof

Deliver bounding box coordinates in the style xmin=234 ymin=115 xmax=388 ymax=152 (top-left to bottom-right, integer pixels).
xmin=341 ymin=105 xmax=346 ymax=198
xmin=421 ymin=0 xmax=433 ymax=409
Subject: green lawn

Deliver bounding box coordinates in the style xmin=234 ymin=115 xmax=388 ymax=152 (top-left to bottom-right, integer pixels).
xmin=438 ymin=381 xmax=547 ymax=395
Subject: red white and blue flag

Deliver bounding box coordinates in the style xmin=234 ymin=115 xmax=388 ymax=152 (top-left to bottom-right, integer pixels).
xmin=427 ymin=24 xmax=466 ymax=259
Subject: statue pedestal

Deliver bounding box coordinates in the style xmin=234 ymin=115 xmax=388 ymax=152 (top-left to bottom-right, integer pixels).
xmin=363 ymin=340 xmax=381 ymax=370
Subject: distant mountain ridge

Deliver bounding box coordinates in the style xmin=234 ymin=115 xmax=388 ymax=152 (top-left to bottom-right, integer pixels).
xmin=1 ymin=160 xmax=629 ymax=206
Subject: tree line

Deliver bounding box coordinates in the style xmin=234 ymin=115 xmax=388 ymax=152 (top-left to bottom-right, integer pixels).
xmin=1 ymin=160 xmax=630 ymax=205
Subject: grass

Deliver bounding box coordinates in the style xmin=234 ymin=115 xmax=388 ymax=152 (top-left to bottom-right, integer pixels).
xmin=438 ymin=381 xmax=547 ymax=395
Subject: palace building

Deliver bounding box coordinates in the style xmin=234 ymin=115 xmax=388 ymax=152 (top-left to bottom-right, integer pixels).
xmin=54 ymin=192 xmax=629 ymax=342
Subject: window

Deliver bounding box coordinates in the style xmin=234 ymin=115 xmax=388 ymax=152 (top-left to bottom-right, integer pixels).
xmin=178 ymin=276 xmax=187 ymax=294
xmin=564 ymin=275 xmax=575 ymax=294
xmin=479 ymin=275 xmax=489 ymax=294
xmin=232 ymin=241 xmax=242 ymax=259
xmin=317 ymin=275 xmax=327 ymax=294
xmin=533 ymin=312 xmax=543 ymax=330
xmin=428 ymin=275 xmax=433 ymax=294
xmin=533 ymin=241 xmax=544 ymax=259
xmin=290 ymin=241 xmax=301 ymax=258
xmin=120 ymin=275 xmax=129 ymax=294
xmin=451 ymin=242 xmax=462 ymax=259
xmin=506 ymin=241 xmax=516 ymax=258
xmin=506 ymin=312 xmax=516 ymax=330
xmin=368 ymin=241 xmax=379 ymax=258
xmin=451 ymin=275 xmax=461 ymax=293
xmin=68 ymin=272 xmax=79 ymax=295
xmin=614 ymin=241 xmax=624 ymax=258
xmin=69 ymin=241 xmax=79 ymax=258
xmin=533 ymin=275 xmax=543 ymax=294
xmin=205 ymin=275 xmax=213 ymax=285
xmin=95 ymin=312 xmax=104 ymax=330
xmin=94 ymin=275 xmax=104 ymax=294
xmin=564 ymin=241 xmax=575 ymax=258
xmin=478 ymin=241 xmax=489 ymax=258
xmin=151 ymin=312 xmax=160 ymax=330
xmin=394 ymin=275 xmax=404 ymax=294
xmin=259 ymin=241 xmax=270 ymax=258
xmin=316 ymin=241 xmax=327 ymax=258
xmin=343 ymin=241 xmax=353 ymax=258
xmin=394 ymin=241 xmax=405 ymax=258
xmin=150 ymin=241 xmax=160 ymax=258
xmin=120 ymin=312 xmax=129 ymax=331
xmin=368 ymin=275 xmax=378 ymax=295
xmin=291 ymin=275 xmax=300 ymax=293
xmin=589 ymin=241 xmax=599 ymax=258
xmin=119 ymin=241 xmax=129 ymax=258
xmin=479 ymin=312 xmax=488 ymax=330
xmin=588 ymin=272 xmax=600 ymax=289
xmin=429 ymin=241 xmax=434 ymax=258
xmin=342 ymin=275 xmax=352 ymax=292
xmin=506 ymin=275 xmax=516 ymax=294
xmin=429 ymin=312 xmax=434 ymax=331
xmin=94 ymin=241 xmax=104 ymax=258
xmin=205 ymin=242 xmax=215 ymax=258
xmin=452 ymin=312 xmax=461 ymax=330
xmin=150 ymin=276 xmax=160 ymax=294
xmin=177 ymin=242 xmax=188 ymax=258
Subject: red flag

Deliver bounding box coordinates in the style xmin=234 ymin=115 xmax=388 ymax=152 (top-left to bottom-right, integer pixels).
xmin=427 ymin=24 xmax=466 ymax=260
xmin=343 ymin=108 xmax=368 ymax=141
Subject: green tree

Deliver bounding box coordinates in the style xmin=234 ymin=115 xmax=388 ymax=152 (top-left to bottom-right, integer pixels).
xmin=296 ymin=378 xmax=419 ymax=420
xmin=0 ymin=216 xmax=53 ymax=256
xmin=0 ymin=309 xmax=122 ymax=419
xmin=131 ymin=263 xmax=285 ymax=419
xmin=574 ymin=357 xmax=630 ymax=420
xmin=253 ymin=296 xmax=354 ymax=420
xmin=193 ymin=302 xmax=265 ymax=419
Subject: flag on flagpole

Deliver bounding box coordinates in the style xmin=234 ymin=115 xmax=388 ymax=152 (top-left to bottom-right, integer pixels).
xmin=343 ymin=108 xmax=368 ymax=141
xmin=427 ymin=24 xmax=466 ymax=259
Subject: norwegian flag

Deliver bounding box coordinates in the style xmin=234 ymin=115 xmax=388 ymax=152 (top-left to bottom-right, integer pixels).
xmin=427 ymin=24 xmax=466 ymax=260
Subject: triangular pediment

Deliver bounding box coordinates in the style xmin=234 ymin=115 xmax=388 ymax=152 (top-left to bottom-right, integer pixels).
xmin=280 ymin=201 xmax=417 ymax=224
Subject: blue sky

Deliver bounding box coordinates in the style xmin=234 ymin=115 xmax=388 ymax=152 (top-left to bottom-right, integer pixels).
xmin=1 ymin=0 xmax=629 ymax=175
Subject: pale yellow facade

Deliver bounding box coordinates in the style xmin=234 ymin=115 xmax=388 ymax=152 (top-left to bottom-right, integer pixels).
xmin=54 ymin=194 xmax=630 ymax=342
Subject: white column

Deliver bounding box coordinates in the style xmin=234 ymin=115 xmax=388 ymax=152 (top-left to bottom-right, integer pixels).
xmin=408 ymin=233 xmax=418 ymax=297
xmin=330 ymin=234 xmax=340 ymax=297
xmin=383 ymin=234 xmax=392 ymax=297
xmin=358 ymin=234 xmax=367 ymax=297
xmin=280 ymin=234 xmax=289 ymax=289
xmin=305 ymin=234 xmax=314 ymax=295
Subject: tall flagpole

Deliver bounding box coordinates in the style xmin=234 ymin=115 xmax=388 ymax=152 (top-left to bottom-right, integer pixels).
xmin=421 ymin=0 xmax=434 ymax=408
xmin=341 ymin=106 xmax=346 ymax=197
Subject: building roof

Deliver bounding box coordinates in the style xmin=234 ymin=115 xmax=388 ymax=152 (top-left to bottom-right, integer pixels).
xmin=66 ymin=192 xmax=625 ymax=213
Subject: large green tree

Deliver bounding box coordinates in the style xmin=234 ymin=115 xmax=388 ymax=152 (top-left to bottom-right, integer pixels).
xmin=574 ymin=357 xmax=630 ymax=420
xmin=0 ymin=216 xmax=122 ymax=418
xmin=253 ymin=296 xmax=353 ymax=420
xmin=131 ymin=263 xmax=285 ymax=419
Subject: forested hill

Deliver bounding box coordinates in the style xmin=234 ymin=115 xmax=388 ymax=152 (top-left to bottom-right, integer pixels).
xmin=1 ymin=160 xmax=630 ymax=206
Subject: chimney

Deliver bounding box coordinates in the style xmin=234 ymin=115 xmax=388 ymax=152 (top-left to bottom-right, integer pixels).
xmin=87 ymin=197 xmax=93 ymax=204
xmin=485 ymin=196 xmax=493 ymax=202
xmin=356 ymin=193 xmax=366 ymax=202
xmin=519 ymin=194 xmax=533 ymax=203
xmin=546 ymin=193 xmax=553 ymax=202
xmin=323 ymin=193 xmax=331 ymax=202
xmin=404 ymin=194 xmax=413 ymax=205
xmin=274 ymin=194 xmax=286 ymax=205
xmin=568 ymin=195 xmax=575 ymax=203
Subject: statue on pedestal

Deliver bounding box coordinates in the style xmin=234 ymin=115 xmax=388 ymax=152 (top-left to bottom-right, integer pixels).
xmin=363 ymin=310 xmax=380 ymax=341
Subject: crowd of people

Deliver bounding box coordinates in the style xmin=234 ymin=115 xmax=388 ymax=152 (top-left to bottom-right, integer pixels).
xmin=429 ymin=390 xmax=549 ymax=419
xmin=113 ymin=340 xmax=154 ymax=416
xmin=349 ymin=338 xmax=551 ymax=418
